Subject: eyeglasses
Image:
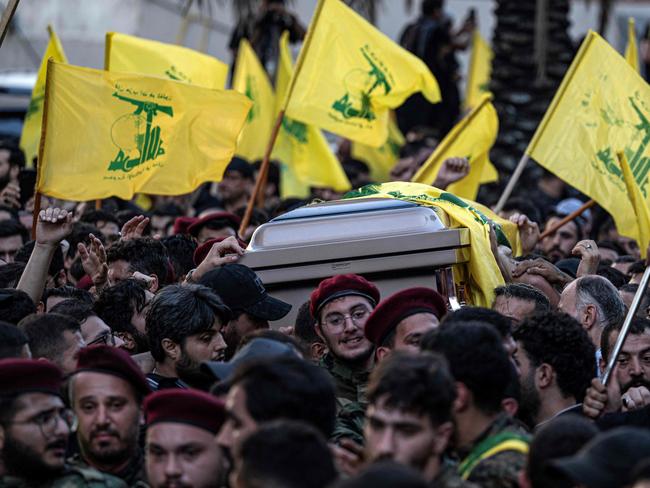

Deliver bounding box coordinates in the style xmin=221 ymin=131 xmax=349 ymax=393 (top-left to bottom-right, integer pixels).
xmin=321 ymin=307 xmax=370 ymax=332
xmin=10 ymin=407 xmax=74 ymax=437
xmin=88 ymin=330 xmax=117 ymax=346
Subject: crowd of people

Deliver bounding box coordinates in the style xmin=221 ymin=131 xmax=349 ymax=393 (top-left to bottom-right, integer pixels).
xmin=2 ymin=1 xmax=650 ymax=487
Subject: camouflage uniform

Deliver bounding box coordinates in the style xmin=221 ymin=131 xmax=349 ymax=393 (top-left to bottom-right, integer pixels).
xmin=456 ymin=414 xmax=530 ymax=488
xmin=67 ymin=450 xmax=145 ymax=487
xmin=0 ymin=465 xmax=127 ymax=488
xmin=431 ymin=460 xmax=480 ymax=488
xmin=320 ymin=353 xmax=370 ymax=445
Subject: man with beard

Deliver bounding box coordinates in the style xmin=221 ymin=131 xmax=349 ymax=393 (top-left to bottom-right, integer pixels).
xmin=539 ymin=210 xmax=583 ymax=263
xmin=68 ymin=345 xmax=151 ymax=485
xmin=144 ymin=389 xmax=227 ymax=488
xmin=364 ymin=352 xmax=477 ymax=487
xmin=0 ymin=141 xmax=24 ymax=209
xmin=421 ymin=322 xmax=529 ymax=488
xmin=512 ymin=312 xmax=595 ymax=428
xmin=0 ymin=358 xmax=125 ymax=487
xmin=94 ymin=279 xmax=154 ymax=354
xmin=145 ymin=284 xmax=231 ymax=390
xmin=364 ymin=288 xmax=447 ymax=361
xmin=198 ymin=264 xmax=291 ymax=360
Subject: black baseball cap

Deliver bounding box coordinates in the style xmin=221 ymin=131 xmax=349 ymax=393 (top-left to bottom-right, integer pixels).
xmin=551 ymin=427 xmax=650 ymax=488
xmin=202 ymin=337 xmax=300 ymax=382
xmin=199 ymin=264 xmax=291 ymax=321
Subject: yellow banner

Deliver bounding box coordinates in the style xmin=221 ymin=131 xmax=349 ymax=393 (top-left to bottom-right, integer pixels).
xmin=38 ymin=61 xmax=251 ymax=201
xmin=625 ymin=18 xmax=639 ymax=72
xmin=351 ymin=115 xmax=405 ymax=182
xmin=464 ymin=30 xmax=493 ymax=110
xmin=284 ymin=0 xmax=440 ymax=147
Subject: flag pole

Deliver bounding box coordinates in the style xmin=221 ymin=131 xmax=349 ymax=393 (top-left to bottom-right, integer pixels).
xmin=538 ymin=199 xmax=595 ymax=239
xmin=0 ymin=0 xmax=20 ymax=49
xmin=238 ymin=110 xmax=285 ymax=236
xmin=493 ymin=153 xmax=530 ymax=214
xmin=31 ymin=192 xmax=41 ymax=239
xmin=603 ymin=265 xmax=650 ymax=385
xmin=95 ymin=199 xmax=102 ymax=210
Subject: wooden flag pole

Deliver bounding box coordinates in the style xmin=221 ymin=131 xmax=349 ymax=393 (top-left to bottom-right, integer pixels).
xmin=239 ymin=110 xmax=285 ymax=236
xmin=0 ymin=0 xmax=20 ymax=49
xmin=31 ymin=192 xmax=42 ymax=239
xmin=95 ymin=199 xmax=102 ymax=210
xmin=538 ymin=199 xmax=595 ymax=240
xmin=175 ymin=0 xmax=193 ymax=46
xmin=493 ymin=153 xmax=530 ymax=214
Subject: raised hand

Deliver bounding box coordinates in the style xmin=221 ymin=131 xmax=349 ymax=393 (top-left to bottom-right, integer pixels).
xmin=509 ymin=212 xmax=540 ymax=255
xmin=120 ymin=215 xmax=150 ymax=241
xmin=191 ymin=236 xmax=245 ymax=283
xmin=36 ymin=207 xmax=73 ymax=247
xmin=433 ymin=157 xmax=470 ymax=189
xmin=78 ymin=233 xmax=108 ymax=287
xmin=0 ymin=182 xmax=20 ymax=208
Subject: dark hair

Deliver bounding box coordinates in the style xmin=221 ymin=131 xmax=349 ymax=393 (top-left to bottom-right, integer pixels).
xmin=94 ymin=279 xmax=147 ymax=335
xmin=14 ymin=240 xmax=64 ymax=282
xmin=0 ymin=321 xmax=28 ymax=358
xmin=237 ymin=329 xmax=306 ymax=357
xmin=615 ymin=255 xmax=636 ymax=265
xmin=0 ymin=219 xmax=28 ymax=242
xmin=0 ymin=394 xmax=23 ymax=426
xmin=333 ymin=462 xmax=427 ymax=488
xmin=160 ymin=234 xmax=197 ymax=280
xmin=69 ymin=257 xmax=86 ymax=282
xmin=526 ymin=415 xmax=598 ymax=488
xmin=514 ymin=312 xmax=595 ymax=401
xmin=0 ymin=262 xmax=24 ymax=288
xmin=631 ymin=458 xmax=650 ymax=485
xmin=18 ymin=313 xmax=80 ymax=363
xmin=597 ymin=240 xmax=626 ymax=256
xmin=106 ymin=237 xmax=169 ymax=287
xmin=601 ymin=317 xmax=650 ymax=362
xmin=79 ymin=210 xmax=120 ymax=228
xmin=0 ymin=205 xmax=19 ymax=221
xmin=233 ymin=207 xmax=269 ymax=228
xmin=501 ymin=198 xmax=542 ymax=227
xmin=236 ymin=420 xmax=337 ymax=488
xmin=49 ymin=299 xmax=96 ymax=324
xmin=629 ymin=260 xmax=647 ymax=276
xmin=0 ymin=288 xmax=36 ymax=325
xmin=421 ymin=0 xmax=443 ymax=16
xmin=66 ymin=222 xmax=104 ymax=258
xmin=596 ymin=264 xmax=627 ymax=289
xmin=619 ymin=283 xmax=650 ymax=318
xmin=441 ymin=306 xmax=512 ymax=339
xmin=294 ymin=301 xmax=320 ymax=346
xmin=223 ymin=356 xmax=336 ymax=437
xmin=0 ymin=140 xmax=25 ymax=169
xmin=43 ymin=286 xmax=92 ymax=311
xmin=367 ymin=352 xmax=455 ymax=427
xmin=494 ymin=283 xmax=551 ymax=315
xmin=146 ymin=284 xmax=231 ymax=362
xmin=421 ymin=321 xmax=511 ymax=413
xmin=152 ymin=203 xmax=184 ymax=218
xmin=575 ymin=275 xmax=626 ymax=329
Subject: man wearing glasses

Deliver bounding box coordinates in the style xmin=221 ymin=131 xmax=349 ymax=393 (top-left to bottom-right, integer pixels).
xmin=0 ymin=358 xmax=125 ymax=487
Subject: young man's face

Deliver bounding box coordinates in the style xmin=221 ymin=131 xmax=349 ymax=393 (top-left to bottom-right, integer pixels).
xmin=364 ymin=395 xmax=448 ymax=479
xmin=216 ymin=384 xmax=257 ymax=455
xmin=393 ymin=313 xmax=439 ymax=353
xmin=146 ymin=422 xmax=224 ymax=488
xmin=72 ymin=372 xmax=141 ymax=469
xmin=317 ymin=295 xmax=374 ymax=364
xmin=1 ymin=393 xmax=70 ymax=479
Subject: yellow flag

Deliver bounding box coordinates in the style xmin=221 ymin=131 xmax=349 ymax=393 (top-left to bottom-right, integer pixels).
xmin=19 ymin=26 xmax=67 ymax=167
xmin=284 ymin=0 xmax=440 ymax=147
xmin=232 ymin=39 xmax=275 ymax=162
xmin=464 ymin=30 xmax=493 ymax=110
xmin=105 ymin=32 xmax=228 ymax=89
xmin=345 ymin=181 xmax=520 ymax=307
xmin=37 ymin=60 xmax=251 ymax=201
xmin=527 ymin=31 xmax=650 ymax=247
xmin=412 ymin=94 xmax=498 ymax=200
xmin=351 ymin=115 xmax=405 ymax=182
xmin=273 ymin=31 xmax=350 ymax=197
xmin=619 ymin=152 xmax=650 ymax=258
xmin=625 ymin=18 xmax=639 ymax=72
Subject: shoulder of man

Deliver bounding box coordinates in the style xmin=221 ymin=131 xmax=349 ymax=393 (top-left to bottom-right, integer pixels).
xmin=464 ymin=449 xmax=525 ymax=488
xmin=330 ymin=401 xmax=366 ymax=445
xmin=52 ymin=466 xmax=128 ymax=488
xmin=432 ymin=462 xmax=480 ymax=488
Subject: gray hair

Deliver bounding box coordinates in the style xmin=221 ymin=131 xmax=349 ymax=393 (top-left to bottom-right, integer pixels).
xmin=575 ymin=275 xmax=626 ymax=329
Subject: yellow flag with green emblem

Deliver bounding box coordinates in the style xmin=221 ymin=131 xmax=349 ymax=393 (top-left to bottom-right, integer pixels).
xmin=37 ymin=60 xmax=251 ymax=201
xmin=351 ymin=115 xmax=405 ymax=182
xmin=105 ymin=32 xmax=228 ymax=89
xmin=273 ymin=31 xmax=350 ymax=197
xmin=464 ymin=30 xmax=493 ymax=110
xmin=19 ymin=26 xmax=67 ymax=167
xmin=232 ymin=39 xmax=275 ymax=162
xmin=619 ymin=152 xmax=650 ymax=258
xmin=625 ymin=18 xmax=639 ymax=72
xmin=344 ymin=181 xmax=520 ymax=307
xmin=526 ymin=31 xmax=650 ymax=247
xmin=412 ymin=94 xmax=498 ymax=200
xmin=284 ymin=0 xmax=440 ymax=147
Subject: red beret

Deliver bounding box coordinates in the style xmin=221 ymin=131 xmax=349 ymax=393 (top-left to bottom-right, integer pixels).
xmin=193 ymin=237 xmax=248 ymax=266
xmin=75 ymin=345 xmax=151 ymax=398
xmin=173 ymin=217 xmax=198 ymax=236
xmin=0 ymin=359 xmax=63 ymax=396
xmin=310 ymin=274 xmax=380 ymax=318
xmin=187 ymin=212 xmax=241 ymax=237
xmin=144 ymin=389 xmax=226 ymax=434
xmin=364 ymin=287 xmax=447 ymax=346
